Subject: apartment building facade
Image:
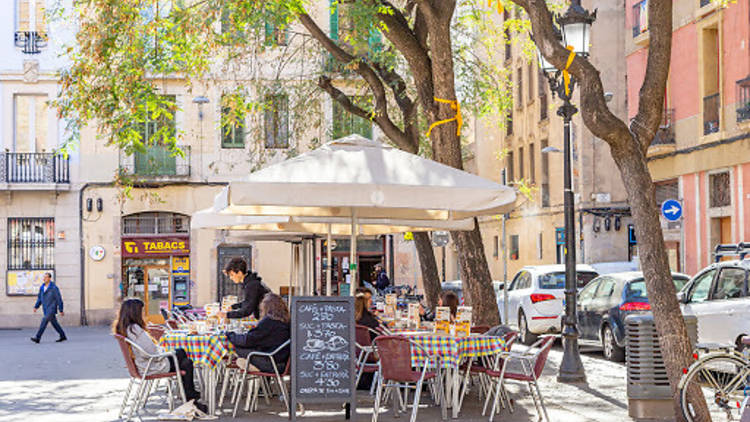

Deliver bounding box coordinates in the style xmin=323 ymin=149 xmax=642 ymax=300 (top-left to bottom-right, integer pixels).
xmin=1 ymin=0 xmax=399 ymax=327
xmin=470 ymin=0 xmax=634 ymax=283
xmin=627 ymin=0 xmax=750 ymax=275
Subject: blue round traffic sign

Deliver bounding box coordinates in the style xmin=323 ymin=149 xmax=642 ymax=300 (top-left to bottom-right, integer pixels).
xmin=661 ymin=199 xmax=683 ymax=221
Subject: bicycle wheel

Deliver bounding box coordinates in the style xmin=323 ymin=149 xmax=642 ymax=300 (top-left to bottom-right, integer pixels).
xmin=679 ymin=353 xmax=750 ymax=422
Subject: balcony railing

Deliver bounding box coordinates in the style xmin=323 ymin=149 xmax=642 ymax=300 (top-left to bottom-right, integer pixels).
xmin=14 ymin=31 xmax=48 ymax=54
xmin=119 ymin=145 xmax=191 ymax=178
xmin=632 ymin=0 xmax=647 ymax=37
xmin=736 ymin=77 xmax=750 ymax=123
xmin=1 ymin=152 xmax=70 ymax=184
xmin=703 ymin=93 xmax=720 ymax=135
xmin=652 ymin=108 xmax=676 ymax=145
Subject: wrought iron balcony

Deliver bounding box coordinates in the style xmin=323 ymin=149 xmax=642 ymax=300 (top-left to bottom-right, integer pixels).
xmin=14 ymin=31 xmax=48 ymax=54
xmin=736 ymin=77 xmax=750 ymax=123
xmin=119 ymin=145 xmax=191 ymax=178
xmin=1 ymin=152 xmax=70 ymax=184
xmin=703 ymin=93 xmax=720 ymax=135
xmin=652 ymin=108 xmax=676 ymax=145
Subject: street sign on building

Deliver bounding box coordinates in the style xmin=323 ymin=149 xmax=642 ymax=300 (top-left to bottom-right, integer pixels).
xmin=660 ymin=199 xmax=683 ymax=222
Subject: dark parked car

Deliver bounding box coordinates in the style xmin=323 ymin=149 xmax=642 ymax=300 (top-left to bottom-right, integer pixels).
xmin=576 ymin=271 xmax=690 ymax=361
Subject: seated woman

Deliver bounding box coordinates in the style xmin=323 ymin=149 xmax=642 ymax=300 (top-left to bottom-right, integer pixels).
xmin=226 ymin=294 xmax=290 ymax=374
xmin=355 ymin=293 xmax=382 ymax=339
xmin=113 ymin=299 xmax=207 ymax=413
xmin=422 ymin=290 xmax=460 ymax=322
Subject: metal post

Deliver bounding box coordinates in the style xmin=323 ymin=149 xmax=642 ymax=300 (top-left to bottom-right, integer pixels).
xmin=557 ymin=95 xmax=586 ymax=383
xmin=501 ymin=169 xmax=509 ymax=324
xmin=326 ymin=224 xmax=332 ymax=296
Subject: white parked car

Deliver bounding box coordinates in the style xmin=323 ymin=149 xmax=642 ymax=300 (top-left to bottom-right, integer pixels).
xmin=498 ymin=264 xmax=599 ymax=344
xmin=678 ymin=258 xmax=750 ymax=349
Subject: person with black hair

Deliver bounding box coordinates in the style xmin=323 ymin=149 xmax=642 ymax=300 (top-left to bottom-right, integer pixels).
xmin=218 ymin=257 xmax=269 ymax=320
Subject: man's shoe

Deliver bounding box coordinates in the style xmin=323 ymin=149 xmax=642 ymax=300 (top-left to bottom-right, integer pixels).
xmin=30 ymin=337 xmax=40 ymax=344
xmin=55 ymin=337 xmax=67 ymax=343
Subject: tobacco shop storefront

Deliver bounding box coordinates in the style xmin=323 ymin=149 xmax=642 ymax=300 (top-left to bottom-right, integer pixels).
xmin=121 ymin=236 xmax=191 ymax=323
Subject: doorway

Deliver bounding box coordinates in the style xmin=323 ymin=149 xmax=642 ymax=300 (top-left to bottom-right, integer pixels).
xmin=710 ymin=217 xmax=733 ymax=261
xmin=217 ymin=246 xmax=252 ymax=302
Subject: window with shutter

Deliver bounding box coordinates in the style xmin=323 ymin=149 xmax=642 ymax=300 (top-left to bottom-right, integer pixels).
xmin=265 ymin=94 xmax=290 ymax=149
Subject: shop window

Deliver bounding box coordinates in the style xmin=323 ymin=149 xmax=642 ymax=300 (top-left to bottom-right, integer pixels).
xmin=264 ymin=93 xmax=290 ymax=148
xmin=8 ymin=217 xmax=54 ymax=270
xmin=122 ymin=212 xmax=190 ymax=235
xmin=709 ymin=172 xmax=731 ymax=208
xmin=510 ymin=235 xmax=519 ymax=260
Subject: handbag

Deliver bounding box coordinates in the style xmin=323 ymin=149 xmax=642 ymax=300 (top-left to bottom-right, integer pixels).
xmin=157 ymin=400 xmax=217 ymax=421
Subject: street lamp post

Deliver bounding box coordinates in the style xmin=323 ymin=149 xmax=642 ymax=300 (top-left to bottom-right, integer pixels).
xmin=536 ymin=0 xmax=596 ymax=384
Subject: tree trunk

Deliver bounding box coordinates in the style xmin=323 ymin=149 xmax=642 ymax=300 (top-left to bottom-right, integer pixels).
xmin=422 ymin=3 xmax=501 ymax=327
xmin=611 ymin=141 xmax=709 ymax=421
xmin=414 ymin=232 xmax=441 ymax=310
xmin=451 ymin=225 xmax=500 ymax=326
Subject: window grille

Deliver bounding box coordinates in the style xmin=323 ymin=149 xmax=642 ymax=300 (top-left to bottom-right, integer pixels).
xmin=8 ymin=217 xmax=54 ymax=270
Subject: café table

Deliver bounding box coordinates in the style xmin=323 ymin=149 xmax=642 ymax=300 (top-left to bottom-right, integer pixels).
xmin=159 ymin=331 xmax=236 ymax=416
xmin=396 ymin=330 xmax=507 ymax=419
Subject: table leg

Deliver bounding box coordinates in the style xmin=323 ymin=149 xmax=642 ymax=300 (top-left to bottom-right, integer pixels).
xmin=451 ymin=366 xmax=460 ymax=419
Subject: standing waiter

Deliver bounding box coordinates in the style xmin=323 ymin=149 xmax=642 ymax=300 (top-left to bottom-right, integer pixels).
xmin=218 ymin=257 xmax=269 ymax=320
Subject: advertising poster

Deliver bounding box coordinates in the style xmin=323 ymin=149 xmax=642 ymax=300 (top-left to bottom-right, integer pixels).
xmin=7 ymin=270 xmax=50 ymax=296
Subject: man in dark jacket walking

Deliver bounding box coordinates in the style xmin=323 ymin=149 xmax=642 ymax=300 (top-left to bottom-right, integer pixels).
xmin=31 ymin=273 xmax=67 ymax=343
xmin=219 ymin=257 xmax=269 ymax=320
xmin=374 ymin=264 xmax=391 ymax=294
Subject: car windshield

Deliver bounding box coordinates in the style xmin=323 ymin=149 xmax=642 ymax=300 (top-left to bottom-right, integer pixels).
xmin=538 ymin=272 xmax=598 ymax=289
xmin=626 ymin=277 xmax=689 ymax=299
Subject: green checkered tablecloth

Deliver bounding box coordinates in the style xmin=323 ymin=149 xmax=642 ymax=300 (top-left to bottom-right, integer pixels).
xmin=159 ymin=333 xmax=235 ymax=369
xmin=401 ymin=333 xmax=507 ymax=368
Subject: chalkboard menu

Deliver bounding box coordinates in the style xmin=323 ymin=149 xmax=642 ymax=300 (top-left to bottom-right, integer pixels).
xmin=290 ymin=296 xmax=356 ymax=420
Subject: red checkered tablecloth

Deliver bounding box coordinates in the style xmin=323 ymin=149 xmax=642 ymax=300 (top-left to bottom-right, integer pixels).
xmin=158 ymin=333 xmax=235 ymax=369
xmin=400 ymin=333 xmax=507 ymax=368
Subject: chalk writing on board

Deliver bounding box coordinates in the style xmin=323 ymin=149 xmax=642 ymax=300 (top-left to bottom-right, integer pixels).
xmin=294 ymin=300 xmax=353 ymax=398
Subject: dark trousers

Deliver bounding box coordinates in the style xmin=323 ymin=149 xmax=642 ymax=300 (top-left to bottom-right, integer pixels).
xmin=168 ymin=349 xmax=200 ymax=401
xmin=35 ymin=313 xmax=66 ymax=340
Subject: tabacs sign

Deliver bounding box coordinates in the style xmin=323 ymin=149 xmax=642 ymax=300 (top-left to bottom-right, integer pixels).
xmin=121 ymin=237 xmax=190 ymax=257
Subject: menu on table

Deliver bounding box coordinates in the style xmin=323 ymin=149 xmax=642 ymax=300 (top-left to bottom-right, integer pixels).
xmin=290 ymin=296 xmax=356 ymax=420
xmin=434 ymin=306 xmax=451 ymax=334
xmin=455 ymin=306 xmax=472 ymax=337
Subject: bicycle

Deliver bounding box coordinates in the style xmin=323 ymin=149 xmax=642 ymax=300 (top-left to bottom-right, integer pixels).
xmin=678 ymin=337 xmax=750 ymax=421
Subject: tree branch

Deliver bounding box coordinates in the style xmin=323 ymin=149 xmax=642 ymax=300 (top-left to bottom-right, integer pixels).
xmin=631 ymin=0 xmax=672 ymax=153
xmin=517 ymin=0 xmax=632 ymax=148
xmin=298 ymin=12 xmax=412 ymax=149
xmin=371 ymin=61 xmax=420 ymax=151
xmin=375 ymin=1 xmax=435 ymax=111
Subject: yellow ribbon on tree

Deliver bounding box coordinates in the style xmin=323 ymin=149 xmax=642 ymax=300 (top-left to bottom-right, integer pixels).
xmin=426 ymin=97 xmax=463 ymax=137
xmin=562 ymin=45 xmax=576 ymax=97
xmin=488 ymin=0 xmax=503 ymax=14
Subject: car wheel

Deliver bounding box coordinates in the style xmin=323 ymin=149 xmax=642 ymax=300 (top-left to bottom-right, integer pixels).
xmin=519 ymin=310 xmax=538 ymax=346
xmin=602 ymin=325 xmax=625 ymax=362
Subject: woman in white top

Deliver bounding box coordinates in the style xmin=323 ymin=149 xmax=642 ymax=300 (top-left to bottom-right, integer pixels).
xmin=113 ymin=298 xmax=206 ymax=413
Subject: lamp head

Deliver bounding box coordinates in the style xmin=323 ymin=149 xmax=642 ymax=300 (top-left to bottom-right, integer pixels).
xmin=556 ymin=2 xmax=597 ymax=57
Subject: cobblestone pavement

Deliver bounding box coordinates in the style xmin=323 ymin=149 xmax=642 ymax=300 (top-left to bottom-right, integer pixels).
xmin=0 ymin=327 xmax=636 ymax=422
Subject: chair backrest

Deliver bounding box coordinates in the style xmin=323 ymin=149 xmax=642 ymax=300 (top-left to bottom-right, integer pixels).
xmin=471 ymin=325 xmax=491 ymax=334
xmin=165 ymin=319 xmax=180 ymax=330
xmin=355 ymin=324 xmax=373 ymax=350
xmin=373 ymin=335 xmax=414 ymax=382
xmin=531 ymin=336 xmax=556 ymax=379
xmin=113 ymin=333 xmax=141 ymax=379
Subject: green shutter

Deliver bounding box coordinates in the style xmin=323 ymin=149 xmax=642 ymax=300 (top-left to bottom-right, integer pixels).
xmin=264 ymin=20 xmax=273 ymax=46
xmin=329 ymin=0 xmax=338 ymax=40
xmin=368 ymin=28 xmax=381 ymax=53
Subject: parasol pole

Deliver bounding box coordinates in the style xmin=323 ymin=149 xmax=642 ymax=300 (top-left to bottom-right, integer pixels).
xmin=350 ymin=209 xmax=358 ymax=296
xmin=326 ymin=224 xmax=332 ymax=296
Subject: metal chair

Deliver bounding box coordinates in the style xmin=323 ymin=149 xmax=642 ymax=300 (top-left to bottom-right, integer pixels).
xmin=484 ymin=335 xmax=556 ymax=422
xmin=458 ymin=330 xmax=518 ymax=413
xmin=372 ymin=335 xmax=446 ymax=422
xmin=113 ymin=333 xmax=187 ymax=420
xmin=230 ymin=340 xmax=291 ymax=417
xmin=355 ymin=325 xmax=382 ymax=390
